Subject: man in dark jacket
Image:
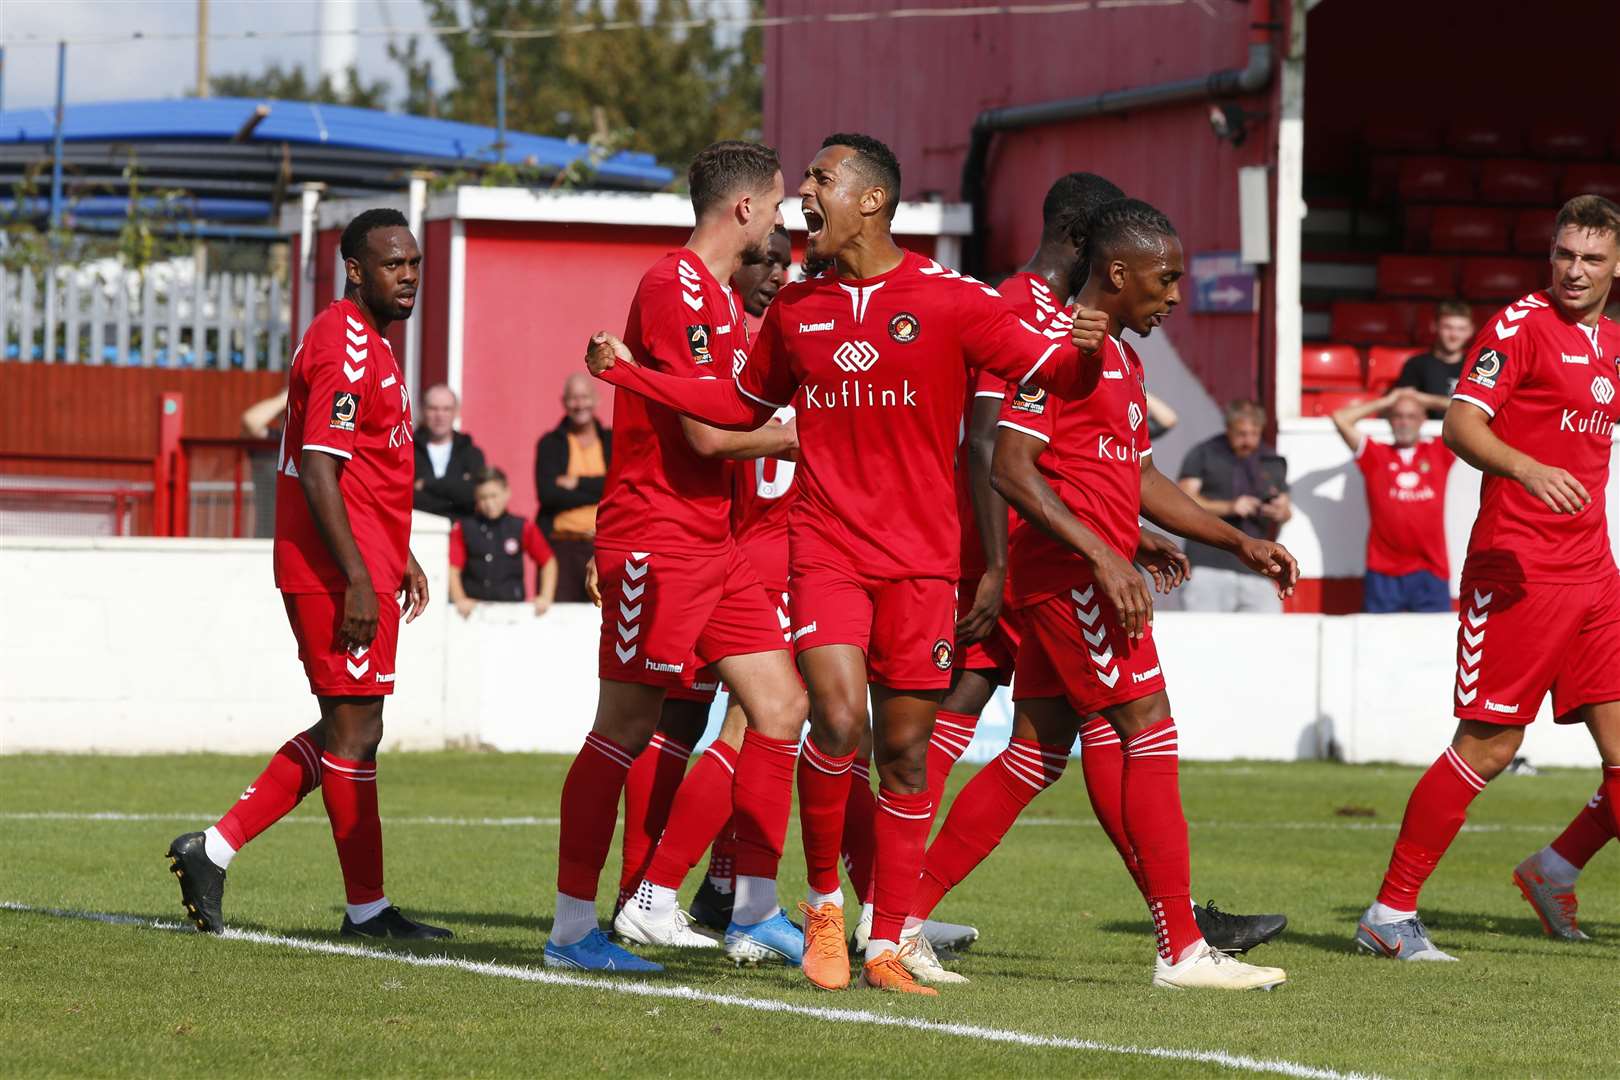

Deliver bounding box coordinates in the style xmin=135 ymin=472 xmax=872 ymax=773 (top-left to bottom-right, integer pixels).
xmin=413 ymin=383 xmax=485 ymax=518
xmin=534 ymin=372 xmax=612 ymax=602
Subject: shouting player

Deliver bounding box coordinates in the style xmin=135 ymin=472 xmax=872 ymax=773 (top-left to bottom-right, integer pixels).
xmin=545 ymin=142 xmax=810 ymax=974
xmin=586 ymin=132 xmax=1122 ymax=995
xmin=166 ymin=210 xmax=447 ymax=940
xmin=1356 ymin=194 xmax=1620 ymax=961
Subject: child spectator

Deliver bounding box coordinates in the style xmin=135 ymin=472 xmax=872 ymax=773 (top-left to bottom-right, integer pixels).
xmin=449 ymin=468 xmax=558 ymax=618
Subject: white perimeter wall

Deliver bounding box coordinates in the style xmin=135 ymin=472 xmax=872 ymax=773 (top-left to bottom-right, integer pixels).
xmin=0 ymin=516 xmax=1605 ymax=768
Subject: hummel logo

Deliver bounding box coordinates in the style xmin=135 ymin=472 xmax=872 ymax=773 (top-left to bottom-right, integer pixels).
xmin=1484 ymin=700 xmax=1519 ymax=714
xmin=240 ymin=786 xmax=256 ymax=800
xmin=644 ymin=659 xmax=683 ymax=674
xmin=1132 ymin=666 xmax=1162 ymax=683
xmin=791 ymin=621 xmax=818 ymax=642
xmin=1563 ymin=353 xmax=1590 ymax=365
xmin=799 ymin=320 xmax=835 ymax=333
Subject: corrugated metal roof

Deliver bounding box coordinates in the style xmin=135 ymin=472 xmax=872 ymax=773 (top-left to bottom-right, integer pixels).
xmin=0 ymin=98 xmax=672 ymax=188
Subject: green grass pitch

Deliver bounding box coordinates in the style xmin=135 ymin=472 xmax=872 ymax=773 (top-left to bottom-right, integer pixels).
xmin=2 ymin=752 xmax=1615 ymax=1078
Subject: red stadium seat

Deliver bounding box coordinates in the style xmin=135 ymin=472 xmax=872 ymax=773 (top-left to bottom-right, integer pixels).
xmin=1460 ymin=258 xmax=1544 ymax=301
xmin=1513 ymin=208 xmax=1558 ymax=254
xmin=1301 ymin=345 xmax=1363 ymax=389
xmin=1397 ymin=157 xmax=1474 ymax=203
xmin=1376 ymin=255 xmax=1457 ymax=298
xmin=1401 ymin=206 xmax=1435 ymax=250
xmin=1478 ymin=159 xmax=1559 ymax=204
xmin=1530 ymin=121 xmax=1609 ymax=160
xmin=1331 ymin=302 xmax=1412 ymax=345
xmin=1301 ymin=390 xmax=1374 ymax=418
xmin=1367 ymin=346 xmax=1423 ymax=391
xmin=1560 ymin=163 xmax=1620 ymax=202
xmin=1363 ymin=121 xmax=1437 ymax=153
xmin=1446 ymin=121 xmax=1521 ymax=157
xmin=1428 ymin=207 xmax=1510 ymax=253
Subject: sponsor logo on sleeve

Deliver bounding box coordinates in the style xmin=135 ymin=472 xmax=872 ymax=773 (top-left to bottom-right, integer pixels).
xmin=888 ymin=311 xmax=920 ymax=343
xmin=1011 ymin=386 xmax=1047 ymax=415
xmin=686 ymin=324 xmax=714 ymax=364
xmin=1468 ymin=348 xmax=1505 ymax=389
xmin=329 ymin=391 xmax=359 ymax=431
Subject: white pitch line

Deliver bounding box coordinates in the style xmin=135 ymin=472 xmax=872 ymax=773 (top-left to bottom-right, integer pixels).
xmin=0 ymin=811 xmax=1566 ymax=835
xmin=0 ymin=901 xmax=1386 ymax=1080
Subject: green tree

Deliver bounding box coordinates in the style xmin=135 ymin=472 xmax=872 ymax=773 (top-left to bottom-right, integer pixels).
xmin=207 ymin=63 xmax=391 ymax=109
xmin=401 ymin=0 xmax=764 ymax=174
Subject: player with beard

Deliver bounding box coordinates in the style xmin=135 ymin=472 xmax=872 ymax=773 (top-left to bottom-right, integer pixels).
xmin=545 ymin=142 xmax=810 ymax=974
xmin=584 ymin=133 xmax=1144 ymax=995
xmin=166 ymin=210 xmax=448 ymax=940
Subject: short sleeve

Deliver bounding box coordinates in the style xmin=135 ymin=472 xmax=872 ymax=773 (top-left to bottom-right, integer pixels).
xmin=972 ymin=366 xmax=1009 ymax=399
xmin=448 ymin=522 xmax=466 ymax=568
xmin=1177 ymin=441 xmax=1208 ymax=482
xmin=522 ymin=520 xmax=555 ymax=565
xmin=996 ymin=384 xmax=1058 ymax=444
xmin=1353 ymin=436 xmax=1381 ymax=476
xmin=1451 ymin=323 xmax=1530 ymax=419
xmin=736 ymin=302 xmax=798 ymax=409
xmin=1394 ymin=355 xmax=1424 ymax=390
xmin=299 ymin=319 xmax=369 ymax=460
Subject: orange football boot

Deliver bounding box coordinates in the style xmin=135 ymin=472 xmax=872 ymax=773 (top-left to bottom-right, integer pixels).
xmin=861 ymin=943 xmax=940 ymax=996
xmin=799 ymin=901 xmax=851 ymax=990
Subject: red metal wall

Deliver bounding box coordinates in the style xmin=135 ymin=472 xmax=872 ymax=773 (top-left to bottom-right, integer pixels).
xmin=763 ymin=0 xmax=1279 ymax=408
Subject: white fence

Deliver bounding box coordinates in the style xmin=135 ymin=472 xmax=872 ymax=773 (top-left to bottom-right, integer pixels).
xmin=0 ymin=264 xmax=290 ymax=369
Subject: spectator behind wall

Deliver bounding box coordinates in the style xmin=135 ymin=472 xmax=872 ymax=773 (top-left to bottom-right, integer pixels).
xmin=241 ymin=388 xmax=288 ymax=539
xmin=413 ymin=384 xmax=486 ymax=517
xmin=535 ymin=373 xmax=613 ymax=603
xmin=1177 ymin=400 xmax=1292 ymax=613
xmin=449 ymin=467 xmax=558 ymax=618
xmin=1331 ymin=388 xmax=1455 ymax=613
xmin=1396 ymin=301 xmax=1476 ymax=419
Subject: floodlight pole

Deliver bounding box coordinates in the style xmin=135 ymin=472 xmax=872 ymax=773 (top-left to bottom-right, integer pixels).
xmin=196 ymin=0 xmax=210 ymax=97
xmin=48 ymin=41 xmax=66 ymax=231
xmin=0 ymin=46 xmax=7 ymax=118
xmin=495 ymin=49 xmax=508 ymax=164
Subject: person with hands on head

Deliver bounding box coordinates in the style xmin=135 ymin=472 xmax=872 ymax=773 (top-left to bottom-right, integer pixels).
xmin=1331 ymin=388 xmax=1455 ymax=614
xmin=909 ymin=198 xmax=1293 ymax=989
xmin=164 ymin=207 xmax=449 ymax=944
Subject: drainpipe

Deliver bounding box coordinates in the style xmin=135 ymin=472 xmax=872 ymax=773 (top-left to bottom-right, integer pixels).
xmin=959 ymin=0 xmax=1278 ymax=276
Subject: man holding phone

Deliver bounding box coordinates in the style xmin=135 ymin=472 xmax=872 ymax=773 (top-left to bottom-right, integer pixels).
xmin=1176 ymin=400 xmax=1292 ymax=612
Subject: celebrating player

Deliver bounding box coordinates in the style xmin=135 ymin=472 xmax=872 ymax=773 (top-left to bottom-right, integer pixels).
xmin=906 ymin=199 xmax=1294 ymax=990
xmin=1356 ymin=195 xmax=1620 ymax=961
xmin=585 ymin=132 xmax=1118 ymax=995
xmin=165 ymin=210 xmax=447 ymax=940
xmin=545 ymin=142 xmax=810 ymax=974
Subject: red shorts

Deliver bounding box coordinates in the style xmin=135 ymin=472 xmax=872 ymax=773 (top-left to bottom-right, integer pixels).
xmin=1454 ymin=575 xmax=1620 ymax=724
xmin=954 ymin=577 xmax=1022 ymax=683
xmin=282 ymin=591 xmax=399 ymax=697
xmin=1012 ymin=584 xmax=1166 ymax=712
xmin=790 ymin=564 xmax=957 ymax=690
xmin=669 ymin=585 xmax=793 ymax=704
xmin=597 ymin=544 xmax=784 ymax=690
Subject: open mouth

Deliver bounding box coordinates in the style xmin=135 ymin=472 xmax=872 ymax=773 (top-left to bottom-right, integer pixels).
xmin=396 ymin=293 xmax=417 ymax=308
xmin=802 ymin=205 xmax=825 ymax=239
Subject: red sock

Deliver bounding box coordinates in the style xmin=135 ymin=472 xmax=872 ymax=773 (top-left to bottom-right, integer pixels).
xmin=617 ymin=732 xmax=693 ymax=904
xmin=842 ymin=756 xmax=878 ymax=904
xmin=320 ymin=751 xmax=383 ymax=905
xmin=556 ymin=733 xmax=634 ymax=901
xmin=1079 ymin=717 xmax=1144 ymax=895
xmin=926 ymin=709 xmax=979 ymax=810
xmin=797 ymin=736 xmax=855 ymax=895
xmin=1601 ymin=765 xmax=1620 ymax=848
xmin=1122 ymin=719 xmax=1199 ymax=962
xmin=645 ymin=741 xmax=739 ymax=890
xmin=871 ymin=787 xmax=934 ymax=942
xmin=1376 ymin=747 xmax=1488 ymax=912
xmin=215 ymin=732 xmax=323 ymax=850
xmin=914 ymin=738 xmax=1068 ymax=919
xmin=731 ymin=731 xmax=799 ymax=879
xmin=705 ymin=821 xmax=737 ymax=886
xmin=1550 ymin=786 xmax=1616 ymax=870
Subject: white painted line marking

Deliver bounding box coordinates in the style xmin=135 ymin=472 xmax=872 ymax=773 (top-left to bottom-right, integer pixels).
xmin=0 ymin=902 xmax=1385 ymax=1080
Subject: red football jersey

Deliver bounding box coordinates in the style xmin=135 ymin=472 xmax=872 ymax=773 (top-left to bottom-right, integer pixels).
xmin=997 ymin=335 xmax=1152 ymax=609
xmin=1452 ymin=291 xmax=1620 ymax=583
xmin=274 ymin=298 xmax=414 ymax=594
xmin=1354 ymin=436 xmax=1453 ymax=578
xmin=957 ymin=272 xmax=1067 ymax=581
xmin=731 ymin=405 xmax=797 ymax=589
xmin=595 ymin=250 xmax=750 ymax=555
xmin=736 ymin=250 xmax=1074 ymax=581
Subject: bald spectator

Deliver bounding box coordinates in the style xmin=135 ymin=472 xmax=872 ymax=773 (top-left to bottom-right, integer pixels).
xmin=1177 ymin=400 xmax=1292 ymax=613
xmin=413 ymin=384 xmax=486 ymax=518
xmin=535 ymin=373 xmax=613 ymax=603
xmin=1332 ymin=388 xmax=1455 ymax=613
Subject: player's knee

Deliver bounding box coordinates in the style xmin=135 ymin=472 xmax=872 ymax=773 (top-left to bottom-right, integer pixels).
xmin=874 ymin=753 xmax=927 ymax=794
xmin=751 ymin=686 xmax=808 ymax=739
xmin=808 ymin=698 xmax=866 ymax=754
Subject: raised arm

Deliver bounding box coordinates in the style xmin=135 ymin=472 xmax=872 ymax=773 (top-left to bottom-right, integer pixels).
xmin=1330 ymin=390 xmax=1399 ymax=453
xmin=682 ymin=412 xmax=796 ymax=461
xmin=1140 ymin=456 xmax=1297 ymax=597
xmin=587 ymin=333 xmax=777 ymax=430
xmin=991 ymin=421 xmax=1154 ymax=639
